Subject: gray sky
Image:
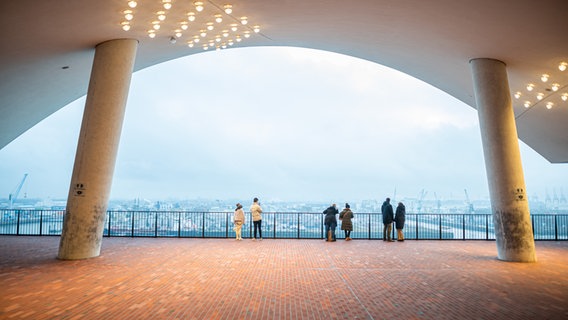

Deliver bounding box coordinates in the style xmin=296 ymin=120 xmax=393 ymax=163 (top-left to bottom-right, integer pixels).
xmin=1 ymin=47 xmax=567 ymax=202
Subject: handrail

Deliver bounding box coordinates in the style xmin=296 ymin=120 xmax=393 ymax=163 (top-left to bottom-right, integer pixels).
xmin=0 ymin=209 xmax=566 ymax=240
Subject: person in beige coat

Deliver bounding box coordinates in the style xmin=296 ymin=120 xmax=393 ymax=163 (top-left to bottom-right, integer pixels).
xmin=339 ymin=203 xmax=354 ymax=240
xmin=233 ymin=203 xmax=245 ymax=240
xmin=250 ymin=197 xmax=263 ymax=240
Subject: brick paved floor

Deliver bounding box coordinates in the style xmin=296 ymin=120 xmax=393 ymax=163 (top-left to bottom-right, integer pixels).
xmin=1 ymin=237 xmax=567 ymax=320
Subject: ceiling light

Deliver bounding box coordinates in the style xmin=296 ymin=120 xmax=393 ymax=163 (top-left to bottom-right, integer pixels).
xmin=514 ymin=92 xmax=522 ymax=99
xmin=559 ymin=62 xmax=567 ymax=72
xmin=526 ymin=83 xmax=534 ymax=91
xmin=187 ymin=41 xmax=194 ymax=48
xmin=546 ymin=102 xmax=553 ymax=109
xmin=193 ymin=36 xmax=200 ymax=43
xmin=162 ymin=0 xmax=172 ymax=10
xmin=152 ymin=21 xmax=161 ymax=30
xmin=215 ymin=35 xmax=222 ymax=42
xmin=551 ymin=83 xmax=560 ymax=91
xmin=244 ymin=31 xmax=251 ymax=38
xmin=537 ymin=93 xmax=544 ymax=100
xmin=157 ymin=11 xmax=166 ymax=21
xmin=175 ymin=29 xmax=183 ymax=37
xmin=228 ymin=39 xmax=234 ymax=46
xmin=524 ymin=101 xmax=531 ymax=108
xmin=203 ymin=45 xmax=209 ymax=50
xmin=200 ymin=30 xmax=207 ymax=37
xmin=215 ymin=14 xmax=223 ymax=23
xmin=253 ymin=25 xmax=260 ymax=33
xmin=207 ymin=22 xmax=214 ymax=31
xmin=148 ymin=30 xmax=156 ymax=38
xmin=222 ymin=30 xmax=229 ymax=37
xmin=124 ymin=10 xmax=134 ymax=21
xmin=121 ymin=22 xmax=131 ymax=31
xmin=240 ymin=17 xmax=248 ymax=25
xmin=128 ymin=0 xmax=137 ymax=8
xmin=194 ymin=2 xmax=204 ymax=12
xmin=187 ymin=12 xmax=196 ymax=22
xmin=224 ymin=4 xmax=233 ymax=14
xmin=562 ymin=93 xmax=568 ymax=101
xmin=180 ymin=22 xmax=189 ymax=30
xmin=230 ymin=24 xmax=238 ymax=32
xmin=541 ymin=74 xmax=549 ymax=82
xmin=236 ymin=35 xmax=242 ymax=42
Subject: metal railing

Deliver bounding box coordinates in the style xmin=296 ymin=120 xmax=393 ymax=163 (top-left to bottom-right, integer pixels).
xmin=1 ymin=209 xmax=567 ymax=240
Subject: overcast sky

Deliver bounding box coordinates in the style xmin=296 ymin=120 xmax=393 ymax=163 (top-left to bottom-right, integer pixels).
xmin=1 ymin=47 xmax=567 ymax=203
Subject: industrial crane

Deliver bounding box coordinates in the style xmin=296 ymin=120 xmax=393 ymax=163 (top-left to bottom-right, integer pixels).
xmin=9 ymin=174 xmax=28 ymax=209
xmin=464 ymin=189 xmax=475 ymax=214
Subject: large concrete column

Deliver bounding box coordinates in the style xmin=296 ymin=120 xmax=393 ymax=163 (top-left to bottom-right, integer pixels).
xmin=470 ymin=58 xmax=536 ymax=262
xmin=58 ymin=39 xmax=138 ymax=260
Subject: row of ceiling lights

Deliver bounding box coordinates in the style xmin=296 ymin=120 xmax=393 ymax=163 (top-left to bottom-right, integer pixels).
xmin=514 ymin=62 xmax=568 ymax=110
xmin=120 ymin=0 xmax=262 ymax=51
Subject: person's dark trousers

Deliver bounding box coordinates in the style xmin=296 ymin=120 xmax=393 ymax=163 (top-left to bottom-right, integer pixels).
xmin=325 ymin=221 xmax=337 ymax=241
xmin=253 ymin=220 xmax=262 ymax=239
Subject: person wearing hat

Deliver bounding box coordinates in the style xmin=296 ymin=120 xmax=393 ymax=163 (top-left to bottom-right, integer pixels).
xmin=233 ymin=203 xmax=245 ymax=240
xmin=339 ymin=203 xmax=354 ymax=240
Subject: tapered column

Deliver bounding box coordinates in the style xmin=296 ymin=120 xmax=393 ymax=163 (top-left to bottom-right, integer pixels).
xmin=58 ymin=39 xmax=138 ymax=260
xmin=470 ymin=58 xmax=536 ymax=262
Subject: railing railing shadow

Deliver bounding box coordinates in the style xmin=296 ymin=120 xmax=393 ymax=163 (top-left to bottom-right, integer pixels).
xmin=1 ymin=209 xmax=566 ymax=240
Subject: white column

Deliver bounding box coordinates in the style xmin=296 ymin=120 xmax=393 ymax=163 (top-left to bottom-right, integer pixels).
xmin=58 ymin=39 xmax=138 ymax=260
xmin=470 ymin=58 xmax=536 ymax=262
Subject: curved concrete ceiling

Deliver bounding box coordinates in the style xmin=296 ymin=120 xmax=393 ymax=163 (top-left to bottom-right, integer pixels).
xmin=1 ymin=0 xmax=567 ymax=162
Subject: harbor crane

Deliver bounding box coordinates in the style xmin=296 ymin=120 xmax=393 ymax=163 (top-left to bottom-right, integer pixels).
xmin=464 ymin=189 xmax=475 ymax=214
xmin=9 ymin=173 xmax=28 ymax=209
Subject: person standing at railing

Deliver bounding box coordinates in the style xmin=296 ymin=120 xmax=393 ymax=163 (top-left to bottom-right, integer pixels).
xmin=251 ymin=197 xmax=263 ymax=240
xmin=323 ymin=203 xmax=339 ymax=242
xmin=233 ymin=203 xmax=245 ymax=241
xmin=394 ymin=202 xmax=406 ymax=242
xmin=381 ymin=197 xmax=395 ymax=242
xmin=339 ymin=203 xmax=354 ymax=241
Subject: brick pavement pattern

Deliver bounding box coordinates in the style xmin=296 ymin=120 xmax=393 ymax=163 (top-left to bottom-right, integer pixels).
xmin=1 ymin=237 xmax=567 ymax=319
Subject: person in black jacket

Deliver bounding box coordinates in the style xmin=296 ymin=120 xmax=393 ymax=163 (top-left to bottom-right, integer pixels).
xmin=323 ymin=204 xmax=339 ymax=241
xmin=394 ymin=202 xmax=406 ymax=241
xmin=381 ymin=198 xmax=395 ymax=242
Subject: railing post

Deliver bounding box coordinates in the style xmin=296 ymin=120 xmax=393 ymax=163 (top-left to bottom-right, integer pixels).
xmin=226 ymin=213 xmax=229 ymax=238
xmin=368 ymin=214 xmax=371 ymax=240
xmin=39 ymin=210 xmax=43 ymax=236
xmin=273 ymin=213 xmax=276 ymax=239
xmin=202 ymin=212 xmax=205 ymax=238
xmin=555 ymin=215 xmax=558 ymax=241
xmin=178 ymin=212 xmax=181 ymax=238
xmin=415 ymin=214 xmax=419 ymax=240
xmin=297 ymin=213 xmax=300 ymax=239
xmin=154 ymin=212 xmax=158 ymax=238
xmin=486 ymin=214 xmax=489 ymax=240
xmin=131 ymin=212 xmax=135 ymax=238
xmin=107 ymin=211 xmax=111 ymax=237
xmin=16 ymin=210 xmax=20 ymax=235
xmin=462 ymin=214 xmax=466 ymax=240
xmin=439 ymin=215 xmax=442 ymax=239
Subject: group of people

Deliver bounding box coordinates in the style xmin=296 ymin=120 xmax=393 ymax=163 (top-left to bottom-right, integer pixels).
xmin=233 ymin=197 xmax=406 ymax=242
xmin=232 ymin=197 xmax=263 ymax=240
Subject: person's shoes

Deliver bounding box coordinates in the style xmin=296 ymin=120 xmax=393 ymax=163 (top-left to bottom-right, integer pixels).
xmin=252 ymin=238 xmax=256 ymax=241
xmin=397 ymin=239 xmax=404 ymax=242
xmin=388 ymin=239 xmax=395 ymax=242
xmin=259 ymin=238 xmax=263 ymax=241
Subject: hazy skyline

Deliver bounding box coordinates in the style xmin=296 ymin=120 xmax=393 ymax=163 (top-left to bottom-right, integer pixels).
xmin=1 ymin=47 xmax=567 ymax=203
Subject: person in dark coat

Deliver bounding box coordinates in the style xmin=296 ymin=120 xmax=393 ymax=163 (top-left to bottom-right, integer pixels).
xmin=381 ymin=197 xmax=395 ymax=242
xmin=323 ymin=204 xmax=339 ymax=241
xmin=339 ymin=203 xmax=354 ymax=240
xmin=394 ymin=202 xmax=406 ymax=241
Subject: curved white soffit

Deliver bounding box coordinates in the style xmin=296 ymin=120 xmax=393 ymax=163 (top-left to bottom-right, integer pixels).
xmin=0 ymin=0 xmax=567 ymax=162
